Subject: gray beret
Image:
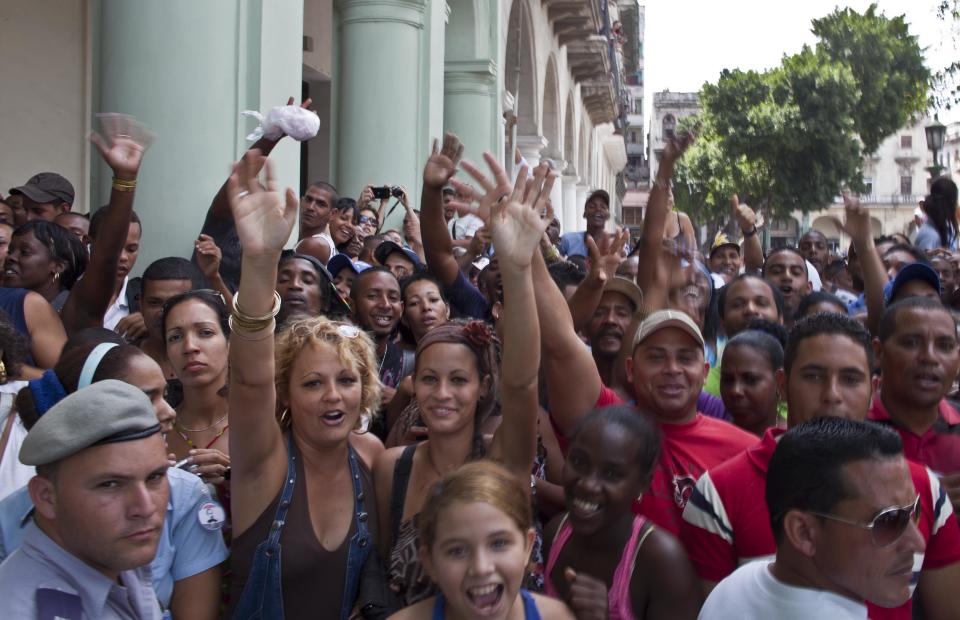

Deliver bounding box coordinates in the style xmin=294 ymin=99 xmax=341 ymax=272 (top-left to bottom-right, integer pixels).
xmin=20 ymin=379 xmax=161 ymax=467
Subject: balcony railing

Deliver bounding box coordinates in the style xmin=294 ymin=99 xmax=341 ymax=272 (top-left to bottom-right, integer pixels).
xmin=830 ymin=193 xmax=925 ymax=205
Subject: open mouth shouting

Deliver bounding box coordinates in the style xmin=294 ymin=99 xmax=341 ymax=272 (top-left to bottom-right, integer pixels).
xmin=464 ymin=583 xmax=505 ymax=616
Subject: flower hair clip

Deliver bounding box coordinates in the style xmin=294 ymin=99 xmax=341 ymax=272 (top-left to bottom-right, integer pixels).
xmin=462 ymin=321 xmax=493 ymax=348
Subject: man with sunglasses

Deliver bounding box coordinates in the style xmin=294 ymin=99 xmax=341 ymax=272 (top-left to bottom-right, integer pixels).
xmin=701 ymin=417 xmax=924 ymax=619
xmin=682 ymin=313 xmax=960 ymax=619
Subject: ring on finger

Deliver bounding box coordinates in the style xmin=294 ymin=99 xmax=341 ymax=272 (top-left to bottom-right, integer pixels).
xmin=236 ymin=190 xmax=250 ymax=199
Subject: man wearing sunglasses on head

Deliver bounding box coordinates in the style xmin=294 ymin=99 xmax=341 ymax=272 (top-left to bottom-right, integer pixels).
xmin=701 ymin=417 xmax=925 ymax=619
xmin=682 ymin=313 xmax=960 ymax=620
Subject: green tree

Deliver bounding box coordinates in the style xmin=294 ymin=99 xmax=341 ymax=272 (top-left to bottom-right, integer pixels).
xmin=672 ymin=4 xmax=929 ymax=237
xmin=812 ymin=4 xmax=929 ymax=152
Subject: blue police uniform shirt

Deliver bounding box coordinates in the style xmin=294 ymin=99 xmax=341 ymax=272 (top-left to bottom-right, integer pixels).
xmin=0 ymin=467 xmax=228 ymax=609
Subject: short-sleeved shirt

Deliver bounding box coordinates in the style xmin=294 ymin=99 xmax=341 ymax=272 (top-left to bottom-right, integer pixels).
xmin=450 ymin=214 xmax=485 ymax=240
xmin=0 ymin=521 xmax=163 ymax=619
xmin=103 ymin=276 xmax=130 ymax=331
xmin=869 ymin=397 xmax=960 ymax=476
xmin=444 ymin=269 xmax=489 ymax=320
xmin=558 ymin=231 xmax=591 ymax=259
xmin=0 ymin=467 xmax=228 ymax=609
xmin=584 ymin=384 xmax=758 ymax=535
xmin=700 ymin=560 xmax=868 ymax=620
xmin=681 ymin=427 xmax=960 ymax=620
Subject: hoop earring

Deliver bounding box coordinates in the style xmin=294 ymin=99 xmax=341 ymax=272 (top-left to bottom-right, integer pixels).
xmin=279 ymin=408 xmax=291 ymax=427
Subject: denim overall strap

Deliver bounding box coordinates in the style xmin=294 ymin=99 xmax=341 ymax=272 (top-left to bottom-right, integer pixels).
xmin=340 ymin=443 xmax=373 ymax=620
xmin=233 ymin=433 xmax=298 ymax=619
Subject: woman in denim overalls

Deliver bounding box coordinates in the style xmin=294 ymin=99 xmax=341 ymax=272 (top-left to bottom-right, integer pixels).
xmin=224 ymin=154 xmax=383 ymax=619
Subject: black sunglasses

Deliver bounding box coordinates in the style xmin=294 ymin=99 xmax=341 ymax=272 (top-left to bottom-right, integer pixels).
xmin=808 ymin=495 xmax=921 ymax=547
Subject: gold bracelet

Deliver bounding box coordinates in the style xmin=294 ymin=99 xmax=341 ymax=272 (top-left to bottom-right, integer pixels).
xmin=112 ymin=176 xmax=137 ymax=192
xmin=228 ymin=316 xmax=276 ymax=339
xmin=233 ymin=291 xmax=282 ymax=323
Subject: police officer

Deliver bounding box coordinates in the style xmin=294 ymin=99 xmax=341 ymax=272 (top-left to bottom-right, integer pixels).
xmin=0 ymin=380 xmax=168 ymax=618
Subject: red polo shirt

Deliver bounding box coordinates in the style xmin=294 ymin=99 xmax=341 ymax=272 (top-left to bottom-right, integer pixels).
xmin=586 ymin=385 xmax=758 ymax=535
xmin=681 ymin=428 xmax=960 ymax=620
xmin=869 ymin=397 xmax=960 ymax=475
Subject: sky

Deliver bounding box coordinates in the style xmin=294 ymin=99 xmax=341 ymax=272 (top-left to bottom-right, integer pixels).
xmin=642 ymin=0 xmax=959 ymax=135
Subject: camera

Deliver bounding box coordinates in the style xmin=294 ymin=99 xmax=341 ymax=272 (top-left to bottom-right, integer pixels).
xmin=371 ymin=186 xmax=404 ymax=200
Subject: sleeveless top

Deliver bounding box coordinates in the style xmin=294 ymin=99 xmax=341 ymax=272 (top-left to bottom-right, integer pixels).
xmin=0 ymin=288 xmax=33 ymax=365
xmin=307 ymin=231 xmax=337 ymax=262
xmin=545 ymin=514 xmax=652 ymax=620
xmin=432 ymin=589 xmax=542 ymax=620
xmin=388 ymin=445 xmax=437 ymax=606
xmin=228 ymin=439 xmax=375 ymax=618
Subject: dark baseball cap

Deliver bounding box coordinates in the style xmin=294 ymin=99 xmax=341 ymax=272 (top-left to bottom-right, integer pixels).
xmin=374 ymin=241 xmax=424 ymax=271
xmin=587 ymin=189 xmax=610 ymax=207
xmin=884 ymin=262 xmax=941 ymax=305
xmin=10 ymin=172 xmax=75 ymax=206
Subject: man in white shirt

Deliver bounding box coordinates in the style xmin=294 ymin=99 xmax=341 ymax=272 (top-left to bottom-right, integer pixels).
xmin=700 ymin=417 xmax=925 ymax=620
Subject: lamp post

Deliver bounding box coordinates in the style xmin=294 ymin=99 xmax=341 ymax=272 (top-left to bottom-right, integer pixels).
xmin=925 ymin=116 xmax=947 ymax=179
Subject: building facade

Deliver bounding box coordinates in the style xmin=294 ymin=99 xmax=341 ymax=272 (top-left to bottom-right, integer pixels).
xmin=647 ymin=90 xmax=701 ymax=185
xmin=618 ymin=2 xmax=646 ymax=234
xmin=786 ymin=118 xmax=941 ymax=252
xmin=2 ymin=0 xmax=629 ymax=274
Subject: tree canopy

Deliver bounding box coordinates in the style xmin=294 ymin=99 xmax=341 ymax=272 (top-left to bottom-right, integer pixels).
xmin=672 ymin=3 xmax=929 ymax=238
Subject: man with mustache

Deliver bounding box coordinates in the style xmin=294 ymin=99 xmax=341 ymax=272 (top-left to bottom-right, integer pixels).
xmin=0 ymin=381 xmax=169 ymax=618
xmin=583 ymin=277 xmax=643 ymax=386
xmin=683 ymin=313 xmax=960 ymax=619
xmin=701 ymin=417 xmax=927 ymax=619
xmin=871 ymin=296 xmax=960 ymax=514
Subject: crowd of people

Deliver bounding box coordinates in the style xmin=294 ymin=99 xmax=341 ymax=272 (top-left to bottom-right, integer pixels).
xmin=0 ymin=105 xmax=956 ymax=620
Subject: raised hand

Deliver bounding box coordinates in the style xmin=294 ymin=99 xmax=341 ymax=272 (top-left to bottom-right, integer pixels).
xmin=731 ymin=194 xmax=756 ymax=233
xmin=91 ymin=113 xmax=154 ymax=181
xmin=226 ymin=150 xmax=298 ymax=258
xmin=661 ymin=130 xmax=695 ymax=165
xmin=451 ymin=153 xmax=519 ymax=226
xmin=195 ymin=234 xmax=223 ymax=281
xmin=841 ymin=191 xmax=872 ymax=243
xmin=586 ymin=227 xmax=629 ymax=283
xmin=563 ymin=567 xmax=609 ymax=620
xmin=423 ymin=133 xmax=465 ymax=189
xmin=489 ymin=161 xmax=556 ymax=269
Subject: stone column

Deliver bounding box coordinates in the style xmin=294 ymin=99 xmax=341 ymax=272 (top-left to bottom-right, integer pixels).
xmin=561 ymin=174 xmax=579 ymax=236
xmin=97 ymin=0 xmax=304 ymax=272
xmin=515 ymin=134 xmax=547 ymax=168
xmin=444 ymin=60 xmax=498 ymax=167
xmin=336 ymin=0 xmax=429 ymax=218
xmin=573 ymin=183 xmax=589 ymax=233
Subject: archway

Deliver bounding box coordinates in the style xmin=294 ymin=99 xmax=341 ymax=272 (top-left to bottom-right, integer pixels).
xmin=504 ymin=0 xmax=537 ymax=136
xmin=542 ymin=55 xmax=561 ymax=159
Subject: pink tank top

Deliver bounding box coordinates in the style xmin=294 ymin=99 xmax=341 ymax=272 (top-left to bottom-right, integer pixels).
xmin=544 ymin=514 xmax=651 ymax=620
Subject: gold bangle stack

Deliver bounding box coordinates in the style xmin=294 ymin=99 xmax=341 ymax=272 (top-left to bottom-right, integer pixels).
xmin=112 ymin=176 xmax=137 ymax=192
xmin=229 ymin=291 xmax=281 ymax=338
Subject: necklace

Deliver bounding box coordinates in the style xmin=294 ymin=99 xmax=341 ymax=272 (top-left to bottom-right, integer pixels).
xmin=174 ymin=411 xmax=228 ymax=449
xmin=175 ymin=411 xmax=228 ymax=432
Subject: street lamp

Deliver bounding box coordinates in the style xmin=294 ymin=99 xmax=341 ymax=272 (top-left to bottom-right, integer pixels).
xmin=925 ymin=115 xmax=947 ymax=179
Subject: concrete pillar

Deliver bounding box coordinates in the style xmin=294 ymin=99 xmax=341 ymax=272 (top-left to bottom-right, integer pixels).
xmin=561 ymin=174 xmax=578 ymax=236
xmin=336 ymin=0 xmax=429 ymax=228
xmin=444 ymin=61 xmax=498 ymax=168
xmin=573 ymin=183 xmax=589 ymax=233
xmin=96 ymin=0 xmax=303 ymax=272
xmin=515 ymin=134 xmax=547 ymax=168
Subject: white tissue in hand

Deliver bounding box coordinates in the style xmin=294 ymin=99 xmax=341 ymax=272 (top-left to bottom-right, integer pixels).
xmin=242 ymin=106 xmax=320 ymax=141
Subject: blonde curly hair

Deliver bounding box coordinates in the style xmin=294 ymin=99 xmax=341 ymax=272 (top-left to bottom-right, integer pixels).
xmin=274 ymin=316 xmax=382 ymax=431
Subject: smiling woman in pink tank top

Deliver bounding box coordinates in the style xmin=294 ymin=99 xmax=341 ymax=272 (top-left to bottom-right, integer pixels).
xmin=543 ymin=406 xmax=702 ymax=619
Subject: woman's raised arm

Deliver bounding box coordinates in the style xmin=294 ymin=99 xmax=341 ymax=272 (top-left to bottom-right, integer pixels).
xmin=226 ymin=152 xmax=298 ymax=531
